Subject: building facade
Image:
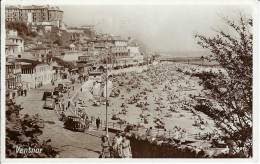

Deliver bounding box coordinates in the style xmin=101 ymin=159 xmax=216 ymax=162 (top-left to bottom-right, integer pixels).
xmin=60 ymin=51 xmax=85 ymax=62
xmin=128 ymin=46 xmax=144 ymax=64
xmin=5 ymin=57 xmax=22 ymax=99
xmin=5 ymin=5 xmax=63 ymax=28
xmin=7 ymin=30 xmax=24 ymax=53
xmin=19 ymin=61 xmax=55 ymax=89
xmin=89 ymin=35 xmax=133 ymax=67
xmin=6 ymin=61 xmax=22 ymax=90
xmin=5 ymin=40 xmax=19 ymax=57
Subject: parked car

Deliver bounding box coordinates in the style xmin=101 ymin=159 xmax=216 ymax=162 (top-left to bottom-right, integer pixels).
xmin=43 ymin=97 xmax=56 ymax=110
xmin=64 ymin=116 xmax=87 ymax=132
xmin=53 ymin=88 xmax=60 ymax=96
xmin=42 ymin=91 xmax=52 ymax=101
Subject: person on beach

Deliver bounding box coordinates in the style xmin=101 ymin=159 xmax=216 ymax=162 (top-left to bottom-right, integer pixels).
xmin=96 ymin=117 xmax=101 ymax=130
xmin=62 ymin=99 xmax=65 ymax=111
xmin=67 ymin=100 xmax=71 ymax=109
xmin=58 ymin=99 xmax=62 ymax=110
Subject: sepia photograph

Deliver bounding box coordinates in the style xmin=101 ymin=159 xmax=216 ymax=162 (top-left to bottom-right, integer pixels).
xmin=1 ymin=0 xmax=259 ymax=162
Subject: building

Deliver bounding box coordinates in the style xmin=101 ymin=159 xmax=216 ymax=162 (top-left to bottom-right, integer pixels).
xmin=6 ymin=30 xmax=24 ymax=55
xmin=17 ymin=59 xmax=56 ymax=89
xmin=59 ymin=44 xmax=85 ymax=62
xmin=5 ymin=5 xmax=64 ymax=28
xmin=6 ymin=57 xmax=22 ymax=99
xmin=128 ymin=46 xmax=144 ymax=64
xmin=5 ymin=40 xmax=19 ymax=57
xmin=5 ymin=6 xmax=20 ymax=21
xmin=66 ymin=28 xmax=85 ymax=34
xmin=81 ymin=25 xmax=95 ymax=30
xmin=78 ymin=55 xmax=94 ymax=63
xmin=27 ymin=46 xmax=51 ymax=61
xmin=89 ymin=35 xmax=133 ymax=67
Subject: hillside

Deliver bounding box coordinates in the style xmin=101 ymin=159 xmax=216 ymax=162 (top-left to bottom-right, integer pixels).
xmin=6 ymin=21 xmax=72 ymax=48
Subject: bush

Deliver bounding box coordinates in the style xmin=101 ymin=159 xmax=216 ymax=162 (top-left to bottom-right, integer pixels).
xmin=128 ymin=135 xmax=207 ymax=158
xmin=6 ymin=100 xmax=59 ymax=158
xmin=6 ymin=21 xmax=38 ymax=38
xmin=52 ymin=57 xmax=76 ymax=70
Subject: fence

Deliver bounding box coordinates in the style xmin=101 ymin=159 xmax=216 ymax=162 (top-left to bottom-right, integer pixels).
xmin=67 ymin=102 xmax=209 ymax=141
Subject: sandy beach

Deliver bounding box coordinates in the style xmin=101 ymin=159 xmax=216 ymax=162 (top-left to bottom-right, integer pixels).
xmin=72 ymin=62 xmax=225 ymax=143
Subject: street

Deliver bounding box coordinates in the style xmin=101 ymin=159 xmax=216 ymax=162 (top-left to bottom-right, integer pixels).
xmin=14 ymin=77 xmax=115 ymax=158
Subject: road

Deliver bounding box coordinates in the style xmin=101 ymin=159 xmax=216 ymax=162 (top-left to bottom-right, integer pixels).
xmin=14 ymin=77 xmax=115 ymax=158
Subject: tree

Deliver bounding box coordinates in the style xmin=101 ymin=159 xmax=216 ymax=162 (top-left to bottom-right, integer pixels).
xmin=83 ymin=29 xmax=95 ymax=39
xmin=194 ymin=13 xmax=252 ymax=157
xmin=52 ymin=57 xmax=76 ymax=70
xmin=5 ymin=100 xmax=59 ymax=158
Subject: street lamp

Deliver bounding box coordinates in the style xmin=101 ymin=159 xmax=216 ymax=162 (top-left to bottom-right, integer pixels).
xmin=105 ymin=43 xmax=109 ymax=138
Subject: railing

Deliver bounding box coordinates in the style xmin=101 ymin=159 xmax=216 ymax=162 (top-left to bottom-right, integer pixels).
xmin=63 ymin=74 xmax=210 ymax=141
xmin=67 ymin=103 xmax=209 ymax=141
xmin=130 ymin=126 xmax=201 ymax=141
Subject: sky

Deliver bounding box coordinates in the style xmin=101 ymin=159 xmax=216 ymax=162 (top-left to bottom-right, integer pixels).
xmin=60 ymin=5 xmax=252 ymax=55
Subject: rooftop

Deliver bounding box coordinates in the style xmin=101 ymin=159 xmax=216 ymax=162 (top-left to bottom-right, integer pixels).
xmin=94 ymin=42 xmax=114 ymax=48
xmin=8 ymin=35 xmax=23 ymax=40
xmin=15 ymin=58 xmax=47 ymax=69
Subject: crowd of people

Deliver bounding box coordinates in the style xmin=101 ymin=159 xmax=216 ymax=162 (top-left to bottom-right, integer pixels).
xmin=102 ymin=62 xmax=228 ymax=153
xmin=100 ymin=132 xmax=132 ymax=158
xmin=59 ymin=62 xmax=228 ymax=156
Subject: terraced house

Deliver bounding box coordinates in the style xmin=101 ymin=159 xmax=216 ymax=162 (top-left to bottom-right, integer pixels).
xmin=89 ymin=35 xmax=134 ymax=67
xmin=5 ymin=57 xmax=22 ymax=99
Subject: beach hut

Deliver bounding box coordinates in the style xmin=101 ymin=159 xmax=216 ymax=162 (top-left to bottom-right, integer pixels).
xmin=93 ymin=83 xmax=101 ymax=96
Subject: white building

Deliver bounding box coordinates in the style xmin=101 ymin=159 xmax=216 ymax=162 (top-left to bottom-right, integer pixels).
xmin=128 ymin=46 xmax=144 ymax=64
xmin=20 ymin=61 xmax=55 ymax=89
xmin=6 ymin=30 xmax=24 ymax=54
xmin=59 ymin=44 xmax=86 ymax=62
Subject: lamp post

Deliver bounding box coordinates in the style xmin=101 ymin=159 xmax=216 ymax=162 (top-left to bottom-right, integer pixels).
xmin=105 ymin=44 xmax=109 ymax=138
